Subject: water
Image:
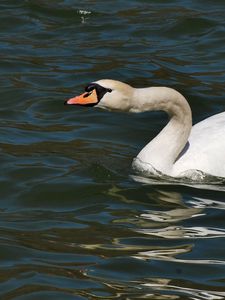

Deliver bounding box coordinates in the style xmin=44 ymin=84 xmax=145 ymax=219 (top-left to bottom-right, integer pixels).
xmin=0 ymin=0 xmax=225 ymax=299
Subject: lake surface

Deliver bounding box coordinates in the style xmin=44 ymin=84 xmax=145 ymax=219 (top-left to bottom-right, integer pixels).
xmin=1 ymin=1 xmax=225 ymax=299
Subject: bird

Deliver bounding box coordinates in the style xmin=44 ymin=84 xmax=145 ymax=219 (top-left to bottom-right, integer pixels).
xmin=65 ymin=79 xmax=225 ymax=181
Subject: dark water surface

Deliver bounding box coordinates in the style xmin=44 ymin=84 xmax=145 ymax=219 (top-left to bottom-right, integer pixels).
xmin=1 ymin=1 xmax=225 ymax=299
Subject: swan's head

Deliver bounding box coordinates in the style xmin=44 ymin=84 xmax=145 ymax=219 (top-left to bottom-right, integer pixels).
xmin=65 ymin=79 xmax=134 ymax=111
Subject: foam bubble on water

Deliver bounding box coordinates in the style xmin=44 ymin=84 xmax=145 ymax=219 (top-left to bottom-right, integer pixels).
xmin=77 ymin=10 xmax=91 ymax=15
xmin=77 ymin=10 xmax=91 ymax=24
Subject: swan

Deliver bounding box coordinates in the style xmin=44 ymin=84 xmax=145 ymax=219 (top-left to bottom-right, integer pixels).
xmin=65 ymin=79 xmax=225 ymax=180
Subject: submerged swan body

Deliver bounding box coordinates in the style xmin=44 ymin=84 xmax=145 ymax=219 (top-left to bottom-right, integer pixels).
xmin=66 ymin=79 xmax=225 ymax=179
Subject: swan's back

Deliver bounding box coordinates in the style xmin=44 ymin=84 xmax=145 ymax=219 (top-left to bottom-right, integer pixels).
xmin=174 ymin=111 xmax=225 ymax=177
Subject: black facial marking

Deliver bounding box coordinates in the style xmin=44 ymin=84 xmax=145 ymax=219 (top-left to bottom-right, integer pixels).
xmin=83 ymin=92 xmax=91 ymax=98
xmin=84 ymin=82 xmax=112 ymax=105
xmin=85 ymin=84 xmax=96 ymax=93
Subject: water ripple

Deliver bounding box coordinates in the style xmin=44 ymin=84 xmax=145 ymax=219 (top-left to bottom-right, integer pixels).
xmin=0 ymin=0 xmax=225 ymax=299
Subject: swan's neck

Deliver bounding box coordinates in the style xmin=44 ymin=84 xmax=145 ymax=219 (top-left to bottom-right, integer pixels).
xmin=132 ymin=87 xmax=192 ymax=175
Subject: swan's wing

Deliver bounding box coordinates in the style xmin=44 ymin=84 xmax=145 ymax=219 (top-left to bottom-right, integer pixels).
xmin=174 ymin=111 xmax=225 ymax=177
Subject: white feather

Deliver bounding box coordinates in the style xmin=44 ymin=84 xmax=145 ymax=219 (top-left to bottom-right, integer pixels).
xmin=94 ymin=79 xmax=225 ymax=180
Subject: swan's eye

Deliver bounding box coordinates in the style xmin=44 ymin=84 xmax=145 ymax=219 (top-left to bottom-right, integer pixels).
xmin=85 ymin=84 xmax=95 ymax=92
xmin=84 ymin=83 xmax=113 ymax=103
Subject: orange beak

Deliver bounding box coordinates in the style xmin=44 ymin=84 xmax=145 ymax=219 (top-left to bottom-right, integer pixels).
xmin=65 ymin=89 xmax=98 ymax=106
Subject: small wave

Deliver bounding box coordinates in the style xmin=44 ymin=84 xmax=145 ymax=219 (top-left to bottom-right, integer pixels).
xmin=132 ymin=157 xmax=225 ymax=185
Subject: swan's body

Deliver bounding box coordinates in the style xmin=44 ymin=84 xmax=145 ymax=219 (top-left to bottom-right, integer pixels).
xmin=66 ymin=79 xmax=225 ymax=180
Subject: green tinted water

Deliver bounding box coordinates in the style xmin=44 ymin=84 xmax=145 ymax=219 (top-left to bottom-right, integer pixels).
xmin=0 ymin=1 xmax=225 ymax=299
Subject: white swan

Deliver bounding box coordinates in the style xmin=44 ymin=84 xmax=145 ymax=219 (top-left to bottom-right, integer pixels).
xmin=65 ymin=79 xmax=225 ymax=180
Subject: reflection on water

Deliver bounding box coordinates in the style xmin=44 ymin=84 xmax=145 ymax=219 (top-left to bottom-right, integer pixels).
xmin=0 ymin=0 xmax=225 ymax=299
xmin=142 ymin=281 xmax=225 ymax=300
xmin=85 ymin=186 xmax=225 ymax=299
